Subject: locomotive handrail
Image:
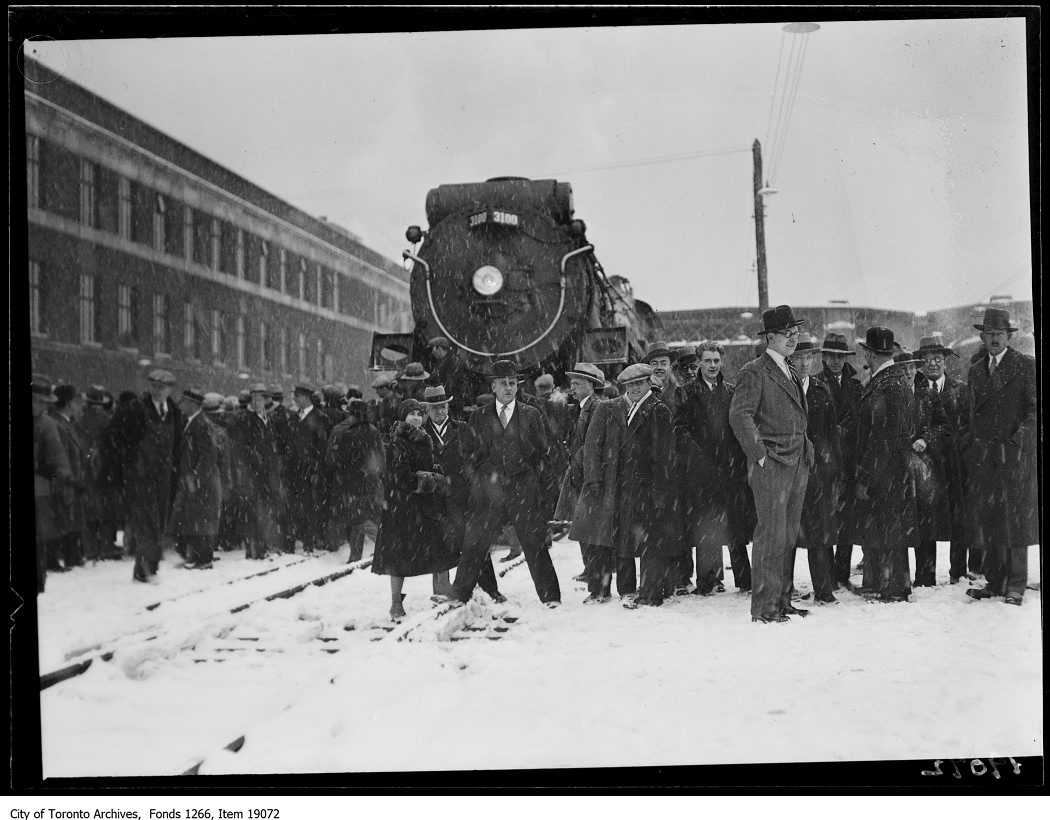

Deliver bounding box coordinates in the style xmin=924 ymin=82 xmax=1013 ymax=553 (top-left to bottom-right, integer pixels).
xmin=406 ymin=245 xmax=593 ymax=359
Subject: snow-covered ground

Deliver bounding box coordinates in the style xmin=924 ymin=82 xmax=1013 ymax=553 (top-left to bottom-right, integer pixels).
xmin=33 ymin=538 xmax=1041 ymax=777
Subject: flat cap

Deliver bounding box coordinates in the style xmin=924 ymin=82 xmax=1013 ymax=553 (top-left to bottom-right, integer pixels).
xmin=617 ymin=363 xmax=654 ymax=384
xmin=147 ymin=369 xmax=176 ymax=386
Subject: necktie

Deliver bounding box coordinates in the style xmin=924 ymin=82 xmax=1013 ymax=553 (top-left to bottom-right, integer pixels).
xmin=157 ymin=404 xmax=166 ymax=421
xmin=499 ymin=405 xmax=509 ymax=429
xmin=787 ymin=360 xmax=803 ymax=402
xmin=988 ymin=356 xmax=996 ymax=376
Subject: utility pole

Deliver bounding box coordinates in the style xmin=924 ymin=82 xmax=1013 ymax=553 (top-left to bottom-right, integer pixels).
xmin=752 ymin=138 xmax=769 ymax=312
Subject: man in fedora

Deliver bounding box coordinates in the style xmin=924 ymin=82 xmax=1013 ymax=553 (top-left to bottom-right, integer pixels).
xmin=729 ymin=305 xmax=814 ymax=623
xmin=327 ymin=396 xmax=385 ymax=563
xmin=916 ymin=335 xmax=978 ymax=582
xmin=398 ymin=362 xmax=430 ymax=403
xmin=288 ymin=382 xmax=331 ymax=554
xmin=675 ymin=340 xmax=755 ymax=595
xmin=961 ymin=308 xmax=1036 ymax=606
xmin=229 ymin=384 xmax=285 ymax=559
xmin=420 ymin=385 xmax=468 ymax=558
xmin=110 ymin=369 xmax=183 ymax=584
xmin=555 ymin=363 xmax=607 ymax=591
xmin=170 ymin=388 xmax=222 ymax=570
xmin=443 ymin=359 xmax=561 ymax=607
xmin=851 ymin=328 xmax=914 ymax=602
xmin=33 ymin=375 xmax=71 ymax=592
xmin=50 ymin=383 xmax=88 ymax=570
xmin=370 ymin=371 xmax=401 ymax=433
xmin=820 ymin=332 xmax=863 ymax=587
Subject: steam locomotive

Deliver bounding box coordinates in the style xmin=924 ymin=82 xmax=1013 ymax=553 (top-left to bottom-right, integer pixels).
xmin=373 ymin=177 xmax=659 ymax=394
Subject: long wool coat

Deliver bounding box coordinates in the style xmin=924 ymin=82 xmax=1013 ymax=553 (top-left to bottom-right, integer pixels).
xmin=170 ymin=412 xmax=223 ymax=538
xmin=911 ymin=376 xmax=952 ymax=542
xmin=327 ymin=416 xmax=385 ymax=534
xmin=553 ymin=394 xmax=600 ymax=523
xmin=34 ymin=411 xmax=72 ymax=543
xmin=423 ymin=416 xmax=467 ymax=552
xmin=960 ymin=346 xmax=1037 ymax=550
xmin=372 ymin=422 xmax=458 ymax=577
xmin=849 ymin=364 xmax=917 ymax=553
xmin=50 ymin=411 xmax=87 ymax=536
xmin=798 ymin=376 xmax=842 ymax=549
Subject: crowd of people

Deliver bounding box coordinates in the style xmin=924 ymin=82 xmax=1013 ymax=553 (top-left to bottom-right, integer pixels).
xmin=31 ymin=308 xmax=1037 ymax=624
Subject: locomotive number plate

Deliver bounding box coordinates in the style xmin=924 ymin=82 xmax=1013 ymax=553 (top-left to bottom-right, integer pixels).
xmin=468 ymin=210 xmax=519 ymax=229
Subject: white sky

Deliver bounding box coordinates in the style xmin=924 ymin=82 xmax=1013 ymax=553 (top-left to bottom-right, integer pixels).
xmin=25 ymin=16 xmax=1034 ymax=314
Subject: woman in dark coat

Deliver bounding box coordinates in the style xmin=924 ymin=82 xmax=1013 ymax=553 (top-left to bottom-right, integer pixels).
xmin=372 ymin=400 xmax=458 ymax=620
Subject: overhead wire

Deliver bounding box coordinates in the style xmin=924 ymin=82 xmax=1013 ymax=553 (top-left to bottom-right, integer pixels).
xmin=765 ymin=30 xmax=798 ymax=178
xmin=770 ymin=31 xmax=811 ymax=184
xmin=763 ymin=29 xmax=788 ymax=151
xmin=537 ymin=145 xmax=750 ymax=178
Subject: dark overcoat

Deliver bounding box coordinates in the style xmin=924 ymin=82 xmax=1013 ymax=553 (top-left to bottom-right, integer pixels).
xmin=553 ymin=394 xmax=600 ymax=523
xmin=911 ymin=376 xmax=952 ymax=541
xmin=798 ymin=376 xmax=842 ymax=549
xmin=229 ymin=410 xmax=283 ymax=502
xmin=34 ymin=411 xmax=72 ymax=543
xmin=422 ymin=416 xmax=467 ymax=552
xmin=50 ymin=411 xmax=87 ymax=535
xmin=934 ymin=374 xmax=971 ymax=528
xmin=674 ymin=375 xmax=755 ymax=546
xmin=571 ymin=396 xmax=627 ymax=549
xmin=327 ymin=416 xmax=385 ymax=533
xmin=619 ymin=395 xmax=678 ymax=558
xmin=170 ymin=412 xmax=223 ymax=538
xmin=110 ymin=393 xmax=183 ymax=545
xmin=372 ymin=422 xmax=458 ymax=577
xmin=850 ymin=365 xmax=917 ymax=553
xmin=960 ymin=347 xmax=1037 ymax=550
xmin=77 ymin=405 xmax=120 ymax=522
xmin=289 ymin=406 xmax=331 ymax=516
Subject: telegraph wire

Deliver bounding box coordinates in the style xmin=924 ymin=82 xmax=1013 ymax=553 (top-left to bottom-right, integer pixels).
xmin=537 ymin=145 xmax=750 ymax=178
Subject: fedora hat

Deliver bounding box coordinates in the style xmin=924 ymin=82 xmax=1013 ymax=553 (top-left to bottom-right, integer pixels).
xmin=617 ymin=363 xmax=653 ymax=385
xmin=420 ymin=385 xmax=452 ymax=405
xmin=674 ymin=345 xmax=698 ymax=367
xmin=248 ymin=382 xmax=269 ymax=394
xmin=642 ymin=341 xmax=672 ymax=363
xmin=566 ymin=362 xmax=606 ymax=386
xmin=489 ymin=360 xmax=518 ymax=380
xmin=858 ymin=326 xmax=901 ymax=356
xmin=973 ymin=307 xmax=1018 ymax=333
xmin=820 ymin=332 xmax=856 ymax=354
xmin=182 ymin=387 xmax=206 ymax=404
xmin=398 ymin=362 xmax=430 ymax=381
xmin=32 ymin=374 xmax=58 ymax=403
xmin=427 ymin=336 xmax=450 ymax=349
xmin=269 ymin=383 xmax=285 ymax=399
xmin=916 ymin=336 xmax=959 ymax=358
xmin=758 ymin=305 xmax=806 ymax=335
xmin=54 ymin=383 xmax=78 ymax=405
xmin=147 ymin=369 xmax=176 ymax=386
xmin=788 ymin=338 xmax=819 ymax=356
xmin=893 ymin=349 xmax=924 ymax=366
xmin=84 ymin=384 xmax=108 ymax=405
xmin=293 ymin=382 xmax=315 ymax=396
xmin=202 ymin=392 xmax=224 ymax=413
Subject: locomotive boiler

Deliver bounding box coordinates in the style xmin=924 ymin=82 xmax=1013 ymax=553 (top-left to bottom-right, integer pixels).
xmin=385 ymin=177 xmax=658 ymax=386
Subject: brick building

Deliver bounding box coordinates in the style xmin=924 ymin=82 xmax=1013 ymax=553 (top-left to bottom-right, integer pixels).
xmin=22 ymin=58 xmax=411 ymax=398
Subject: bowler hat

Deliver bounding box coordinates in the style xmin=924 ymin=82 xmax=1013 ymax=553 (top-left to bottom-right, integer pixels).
xmin=182 ymin=387 xmax=206 ymax=404
xmin=147 ymin=369 xmax=176 ymax=386
xmin=489 ymin=360 xmax=518 ymax=380
xmin=203 ymin=392 xmax=224 ymax=413
xmin=893 ymin=349 xmax=924 ymax=366
xmin=642 ymin=341 xmax=672 ymax=363
xmin=85 ymin=384 xmax=108 ymax=405
xmin=820 ymin=332 xmax=856 ymax=354
xmin=566 ymin=362 xmax=606 ymax=386
xmin=427 ymin=336 xmax=450 ymax=349
xmin=675 ymin=345 xmax=698 ymax=367
xmin=54 ymin=384 xmax=78 ymax=405
xmin=758 ymin=305 xmax=806 ymax=335
xmin=973 ymin=307 xmax=1018 ymax=333
xmin=617 ymin=363 xmax=653 ymax=384
xmin=398 ymin=362 xmax=430 ymax=381
xmin=858 ymin=327 xmax=901 ymax=356
xmin=421 ymin=385 xmax=453 ymax=405
xmin=32 ymin=374 xmax=57 ymax=402
xmin=916 ymin=336 xmax=959 ymax=358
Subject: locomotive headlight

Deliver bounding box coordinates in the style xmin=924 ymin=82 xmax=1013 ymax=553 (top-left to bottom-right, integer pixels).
xmin=473 ymin=265 xmax=504 ymax=296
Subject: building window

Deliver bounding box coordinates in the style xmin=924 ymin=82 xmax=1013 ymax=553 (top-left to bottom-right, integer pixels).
xmin=163 ymin=196 xmax=185 ymax=257
xmin=321 ymin=266 xmax=335 ymax=311
xmin=26 ymin=135 xmax=40 ymax=209
xmin=265 ymin=242 xmax=282 ymax=290
xmin=299 ymin=258 xmax=309 ymax=301
xmin=324 ymin=353 xmax=334 ymax=384
xmin=236 ymin=315 xmax=247 ymax=370
xmin=279 ymin=326 xmax=289 ymax=374
xmin=79 ymin=273 xmax=97 ymax=344
xmin=218 ymin=220 xmax=238 ymax=276
xmin=30 ymin=260 xmax=46 ymax=334
xmin=80 ymin=160 xmax=96 ymax=227
xmin=298 ymin=332 xmax=307 ymax=377
xmin=39 ymin=139 xmax=80 ymax=221
xmin=192 ymin=209 xmax=213 ymax=268
xmin=259 ymin=320 xmax=272 ymax=371
xmin=153 ymin=293 xmax=170 ymax=355
xmin=284 ymin=252 xmax=299 ymax=297
xmin=316 ymin=337 xmax=324 ymax=381
xmin=279 ymin=249 xmax=289 ymax=294
xmin=130 ymin=180 xmax=155 ymax=246
xmin=244 ymin=232 xmax=262 ymax=285
xmin=96 ymin=165 xmax=120 ymax=234
xmin=184 ymin=302 xmax=197 ymax=359
xmin=117 ymin=283 xmax=140 ymax=345
xmin=118 ymin=177 xmax=131 ymax=239
xmin=211 ymin=309 xmax=226 ymax=362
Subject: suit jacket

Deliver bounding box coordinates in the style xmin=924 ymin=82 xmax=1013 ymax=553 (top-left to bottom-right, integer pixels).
xmin=461 ymin=400 xmax=549 ymax=484
xmin=729 ymin=353 xmax=814 ymax=468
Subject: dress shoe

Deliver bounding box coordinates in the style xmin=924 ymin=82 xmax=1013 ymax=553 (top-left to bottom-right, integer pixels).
xmin=949 ymin=576 xmax=962 ymax=585
xmin=543 ymin=601 xmax=561 ymax=610
xmin=815 ymin=596 xmax=839 ymax=606
xmin=785 ymin=606 xmax=810 ymax=618
xmin=966 ymin=587 xmax=998 ymax=600
xmin=716 ymin=582 xmax=726 ymax=593
xmin=673 ymin=584 xmax=695 ymax=596
xmin=193 ymin=562 xmax=213 ymax=570
xmin=752 ymin=614 xmax=790 ymax=624
xmin=1003 ymin=595 xmax=1023 ymax=606
xmin=636 ymin=597 xmax=662 ymax=607
xmin=489 ymin=592 xmax=508 ymax=604
xmin=878 ymin=594 xmax=909 ymax=603
xmin=737 ymin=586 xmax=752 ymax=594
xmin=573 ymin=573 xmax=587 ymax=583
xmin=500 ymin=551 xmax=522 ymax=563
xmin=582 ymin=594 xmax=610 ymax=605
xmin=800 ymin=591 xmax=812 ymax=601
xmin=966 ymin=571 xmax=980 ymax=581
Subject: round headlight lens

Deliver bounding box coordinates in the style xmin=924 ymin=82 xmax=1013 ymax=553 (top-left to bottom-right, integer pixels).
xmin=473 ymin=265 xmax=504 ymax=296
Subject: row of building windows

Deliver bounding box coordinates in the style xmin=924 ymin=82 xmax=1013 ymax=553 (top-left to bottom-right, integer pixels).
xmin=31 ymin=260 xmax=337 ymax=382
xmin=26 ymin=134 xmax=407 ymax=327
